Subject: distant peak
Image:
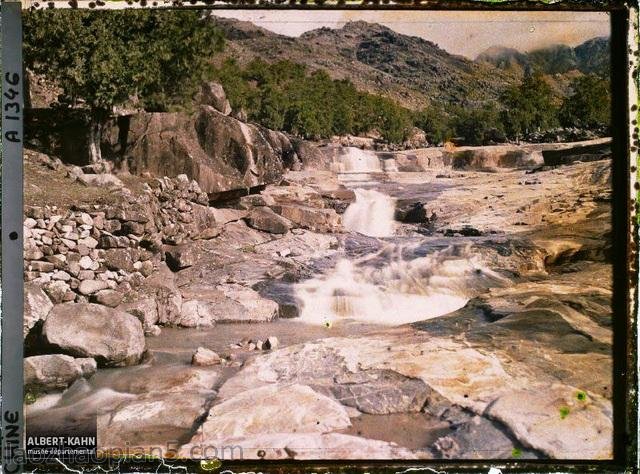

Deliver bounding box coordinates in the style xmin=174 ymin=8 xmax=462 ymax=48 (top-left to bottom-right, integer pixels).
xmin=302 ymin=20 xmax=394 ymax=39
xmin=476 ymin=45 xmax=521 ymax=60
xmin=341 ymin=20 xmax=389 ymax=30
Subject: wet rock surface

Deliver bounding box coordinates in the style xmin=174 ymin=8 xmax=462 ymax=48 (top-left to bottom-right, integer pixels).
xmin=25 ymin=139 xmax=612 ymax=460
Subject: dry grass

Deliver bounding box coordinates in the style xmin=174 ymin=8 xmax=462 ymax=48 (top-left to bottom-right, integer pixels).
xmin=24 ymin=150 xmax=141 ymax=210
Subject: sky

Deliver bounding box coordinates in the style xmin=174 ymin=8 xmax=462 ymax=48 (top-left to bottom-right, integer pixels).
xmin=212 ymin=10 xmax=610 ymax=59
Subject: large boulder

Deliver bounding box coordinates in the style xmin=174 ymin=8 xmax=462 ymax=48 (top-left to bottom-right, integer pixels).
xmin=199 ymin=82 xmax=232 ymax=116
xmin=245 ymin=207 xmax=291 ymax=234
xmin=179 ymin=284 xmax=279 ymax=327
xmin=273 ymin=205 xmax=342 ymax=233
xmin=292 ymin=139 xmax=332 ymax=170
xmin=138 ymin=263 xmax=182 ymax=325
xmin=24 ymin=282 xmax=53 ymax=338
xmin=102 ymin=107 xmax=293 ymax=195
xmin=42 ymin=303 xmax=146 ymax=367
xmin=24 ymin=354 xmax=96 ymax=392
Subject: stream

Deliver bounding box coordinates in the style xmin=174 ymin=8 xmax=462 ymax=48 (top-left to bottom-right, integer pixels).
xmin=27 ymin=147 xmax=518 ymax=451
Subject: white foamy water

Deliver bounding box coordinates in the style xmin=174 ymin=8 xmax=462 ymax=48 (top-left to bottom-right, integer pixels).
xmin=343 ymin=188 xmax=396 ymax=237
xmin=335 ymin=147 xmax=382 ymax=173
xmin=294 ymin=245 xmax=507 ymax=326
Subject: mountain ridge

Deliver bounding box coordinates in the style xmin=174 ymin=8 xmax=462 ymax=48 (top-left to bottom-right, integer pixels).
xmin=476 ymin=36 xmax=609 ymax=77
xmin=211 ymin=16 xmax=518 ymax=110
xmin=211 ymin=16 xmax=608 ymax=111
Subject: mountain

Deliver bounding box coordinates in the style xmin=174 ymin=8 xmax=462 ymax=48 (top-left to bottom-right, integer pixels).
xmin=211 ymin=17 xmax=518 ymax=111
xmin=574 ymin=37 xmax=610 ymax=76
xmin=476 ymin=46 xmax=529 ymax=72
xmin=211 ymin=16 xmax=609 ymax=112
xmin=477 ymin=37 xmax=610 ymax=77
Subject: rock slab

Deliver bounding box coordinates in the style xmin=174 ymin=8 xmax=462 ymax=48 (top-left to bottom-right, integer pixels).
xmin=43 ymin=302 xmax=146 ymax=367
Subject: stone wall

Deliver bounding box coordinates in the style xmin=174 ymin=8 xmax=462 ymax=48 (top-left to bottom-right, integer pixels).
xmin=24 ymin=175 xmax=218 ymax=349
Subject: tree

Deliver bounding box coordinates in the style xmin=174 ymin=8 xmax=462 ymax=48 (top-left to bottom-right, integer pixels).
xmin=559 ymin=74 xmax=610 ymax=130
xmin=500 ymin=71 xmax=559 ymax=141
xmin=212 ymin=58 xmax=415 ymax=144
xmin=377 ymin=100 xmax=412 ymax=144
xmin=450 ymin=103 xmax=505 ymax=146
xmin=23 ymin=10 xmax=224 ymax=162
xmin=413 ymin=104 xmax=454 ymax=145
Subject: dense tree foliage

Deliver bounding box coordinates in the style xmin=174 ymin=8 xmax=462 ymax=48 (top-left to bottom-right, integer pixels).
xmin=500 ymin=71 xmax=560 ymax=140
xmin=412 ymin=104 xmax=453 ymax=145
xmin=24 ymin=9 xmax=224 ymax=161
xmin=213 ymin=58 xmax=414 ymax=143
xmin=559 ymin=75 xmax=610 ymax=129
xmin=215 ymin=58 xmax=608 ymax=146
xmin=24 ymin=11 xmax=609 ymax=149
xmin=449 ymin=103 xmax=505 ymax=146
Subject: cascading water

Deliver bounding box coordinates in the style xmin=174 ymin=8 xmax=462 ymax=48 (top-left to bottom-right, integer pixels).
xmin=335 ymin=147 xmax=382 ymax=173
xmin=343 ymin=189 xmax=396 ymax=237
xmin=294 ymin=244 xmax=507 ymax=326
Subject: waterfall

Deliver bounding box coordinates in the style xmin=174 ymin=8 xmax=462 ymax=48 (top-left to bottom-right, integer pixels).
xmin=343 ymin=189 xmax=396 ymax=238
xmin=336 ymin=147 xmax=382 ymax=173
xmin=294 ymin=245 xmax=507 ymax=326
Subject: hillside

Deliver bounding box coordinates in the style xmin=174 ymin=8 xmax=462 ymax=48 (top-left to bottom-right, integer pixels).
xmin=211 ymin=17 xmax=519 ymax=111
xmin=212 ymin=16 xmax=609 ymax=113
xmin=477 ymin=36 xmax=610 ymax=78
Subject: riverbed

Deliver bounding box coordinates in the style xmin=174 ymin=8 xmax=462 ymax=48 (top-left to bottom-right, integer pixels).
xmin=26 ymin=146 xmax=614 ymax=460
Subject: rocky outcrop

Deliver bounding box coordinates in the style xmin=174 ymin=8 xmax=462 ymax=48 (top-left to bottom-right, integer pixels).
xmin=194 ymin=384 xmax=351 ymax=439
xmin=367 ymin=138 xmax=612 ymax=173
xmin=212 ymin=323 xmax=611 ymax=459
xmin=176 ymin=383 xmax=420 ymax=460
xmin=181 ymin=432 xmax=422 ymax=460
xmin=394 ymin=148 xmax=452 ymax=171
xmin=542 ymin=140 xmax=611 ymax=166
xmin=447 ymin=146 xmax=543 ymax=170
xmin=292 ymin=139 xmax=332 ymax=170
xmin=102 ymin=105 xmax=297 ymax=196
xmin=42 ymin=303 xmax=146 ymax=367
xmin=98 ymin=391 xmax=215 ymax=454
